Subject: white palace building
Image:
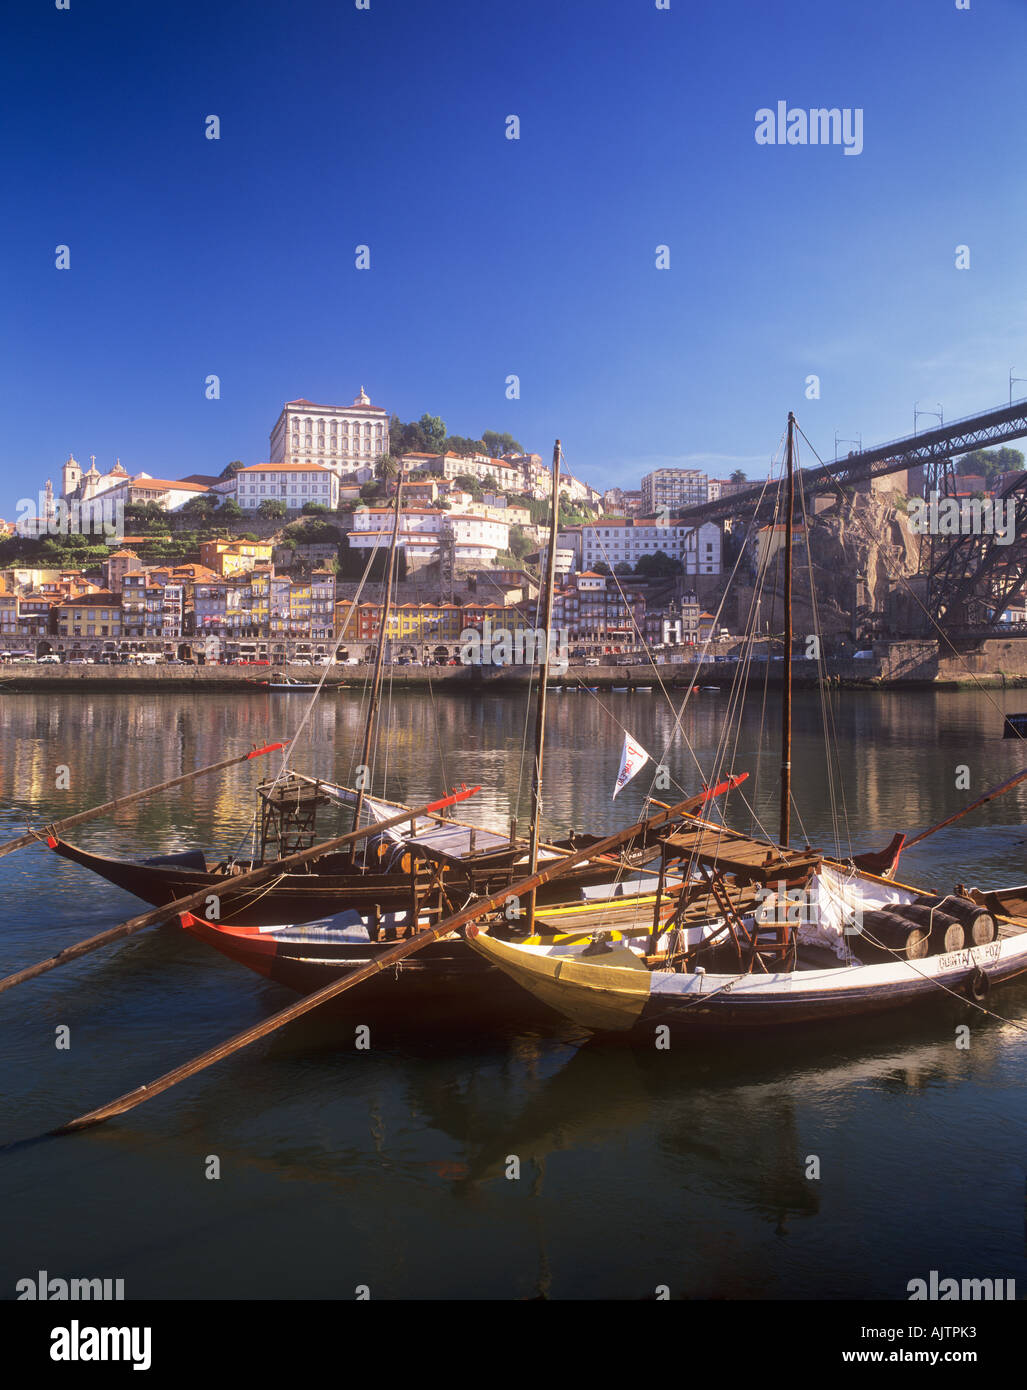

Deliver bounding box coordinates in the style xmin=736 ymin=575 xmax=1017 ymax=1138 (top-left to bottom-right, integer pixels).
xmin=268 ymin=388 xmax=389 ymax=475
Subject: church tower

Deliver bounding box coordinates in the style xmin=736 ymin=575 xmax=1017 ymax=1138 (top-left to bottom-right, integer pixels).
xmin=62 ymin=453 xmax=82 ymax=500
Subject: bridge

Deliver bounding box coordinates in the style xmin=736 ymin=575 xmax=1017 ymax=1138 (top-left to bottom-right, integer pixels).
xmin=671 ymin=394 xmax=1027 ymax=630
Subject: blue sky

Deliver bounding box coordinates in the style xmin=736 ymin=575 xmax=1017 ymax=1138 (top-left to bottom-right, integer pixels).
xmin=2 ymin=0 xmax=1026 ymax=518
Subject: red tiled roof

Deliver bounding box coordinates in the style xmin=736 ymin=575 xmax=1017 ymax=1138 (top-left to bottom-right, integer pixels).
xmin=128 ymin=478 xmax=210 ymax=492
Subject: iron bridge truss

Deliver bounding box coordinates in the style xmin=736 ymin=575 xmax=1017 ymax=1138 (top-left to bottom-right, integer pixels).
xmin=671 ymin=396 xmax=1027 ymax=630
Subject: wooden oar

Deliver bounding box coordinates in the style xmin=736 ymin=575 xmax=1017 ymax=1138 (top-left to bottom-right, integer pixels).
xmin=52 ymin=777 xmax=744 ymax=1134
xmin=0 ymin=785 xmax=481 ymax=996
xmin=904 ymin=766 xmax=1027 ymax=849
xmin=0 ymin=742 xmax=287 ymax=861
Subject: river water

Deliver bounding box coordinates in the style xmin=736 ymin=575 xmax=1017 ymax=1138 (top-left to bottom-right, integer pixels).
xmin=1 ymin=685 xmax=1026 ymax=1299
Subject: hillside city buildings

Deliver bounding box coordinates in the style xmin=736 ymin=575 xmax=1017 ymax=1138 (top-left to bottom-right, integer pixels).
xmin=1 ymin=386 xmax=755 ymax=662
xmin=0 ymin=553 xmax=704 ymax=665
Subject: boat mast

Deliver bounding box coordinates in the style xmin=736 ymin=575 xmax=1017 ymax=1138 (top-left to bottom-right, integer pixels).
xmin=526 ymin=440 xmax=562 ymax=925
xmin=779 ymin=412 xmax=795 ymax=848
xmin=352 ymin=466 xmax=405 ymax=834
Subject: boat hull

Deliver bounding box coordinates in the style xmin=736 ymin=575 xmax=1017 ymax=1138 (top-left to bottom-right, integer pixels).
xmin=49 ymin=839 xmax=419 ymax=925
xmin=179 ymin=913 xmax=547 ymax=1012
xmin=465 ymin=928 xmax=1027 ymax=1036
xmin=49 ymin=836 xmax=660 ymax=928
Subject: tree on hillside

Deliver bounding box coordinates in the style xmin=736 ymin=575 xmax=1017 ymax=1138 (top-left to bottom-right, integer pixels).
xmin=180 ymin=495 xmax=217 ymax=519
xmin=482 ymin=430 xmax=523 ymax=458
xmin=220 ymin=460 xmax=245 ymax=479
xmin=419 ymin=414 xmax=447 ymax=453
xmin=443 ymin=434 xmax=486 ymax=457
xmin=453 ymin=473 xmax=483 ymax=499
xmin=258 ymin=499 xmax=288 ymax=520
xmin=124 ymin=501 xmax=169 ymax=532
xmin=389 ymin=415 xmax=429 ymax=457
xmin=218 ymin=499 xmax=243 ymax=521
xmin=374 ymin=453 xmax=399 ymax=483
xmin=635 ymin=551 xmax=681 ymax=578
xmin=508 ymin=526 xmax=533 ymax=560
xmin=730 ymin=469 xmax=747 ymax=484
xmin=955 ymin=447 xmax=1025 ymax=484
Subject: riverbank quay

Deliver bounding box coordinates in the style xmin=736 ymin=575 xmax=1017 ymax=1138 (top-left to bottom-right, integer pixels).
xmin=3 ymin=639 xmax=1027 ymax=691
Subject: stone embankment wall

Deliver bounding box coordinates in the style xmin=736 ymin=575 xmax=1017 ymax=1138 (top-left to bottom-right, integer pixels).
xmin=6 ymin=636 xmax=1027 ymax=690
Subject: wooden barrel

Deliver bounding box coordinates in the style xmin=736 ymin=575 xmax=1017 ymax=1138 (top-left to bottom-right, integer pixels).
xmin=967 ymin=913 xmax=997 ymax=947
xmin=892 ymin=904 xmax=964 ymax=954
xmin=916 ymin=895 xmax=996 ymax=946
xmin=860 ymin=909 xmax=929 ymax=960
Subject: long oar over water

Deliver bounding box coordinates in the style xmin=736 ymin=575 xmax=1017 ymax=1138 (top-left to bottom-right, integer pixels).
xmin=0 ymin=741 xmax=287 ymax=860
xmin=904 ymin=766 xmax=1027 ymax=850
xmin=0 ymin=785 xmax=481 ymax=996
xmin=52 ymin=779 xmax=745 ymax=1135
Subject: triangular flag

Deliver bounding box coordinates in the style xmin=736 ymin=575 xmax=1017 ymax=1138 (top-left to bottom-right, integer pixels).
xmin=612 ymin=732 xmax=650 ymax=799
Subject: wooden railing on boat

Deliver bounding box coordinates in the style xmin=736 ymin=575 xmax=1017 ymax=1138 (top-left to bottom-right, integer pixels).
xmin=661 ymin=819 xmax=822 ymax=886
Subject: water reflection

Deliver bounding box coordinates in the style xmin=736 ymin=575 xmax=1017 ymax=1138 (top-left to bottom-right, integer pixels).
xmin=3 ymin=688 xmax=1027 ymax=1298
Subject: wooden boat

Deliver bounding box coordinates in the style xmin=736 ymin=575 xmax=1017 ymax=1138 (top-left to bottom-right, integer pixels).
xmin=47 ymin=835 xmax=420 ymax=925
xmin=47 ymin=797 xmax=670 ymax=928
xmin=465 ymin=831 xmax=1027 ymax=1034
xmin=465 ymin=413 xmax=1027 ymax=1038
xmin=176 ymin=877 xmax=689 ymax=1002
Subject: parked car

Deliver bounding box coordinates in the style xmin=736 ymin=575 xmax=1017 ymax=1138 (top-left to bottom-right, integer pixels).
xmin=853 ymin=650 xmax=875 ymax=660
xmin=36 ymin=654 xmax=61 ymax=664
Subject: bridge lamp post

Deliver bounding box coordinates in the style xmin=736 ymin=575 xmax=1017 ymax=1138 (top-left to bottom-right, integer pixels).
xmin=834 ymin=432 xmax=862 ymax=461
xmin=914 ymin=402 xmax=943 ymax=435
xmin=1010 ymin=370 xmax=1027 ymax=406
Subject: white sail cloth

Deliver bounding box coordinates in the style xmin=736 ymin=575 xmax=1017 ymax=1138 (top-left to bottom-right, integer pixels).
xmin=787 ymin=865 xmax=919 ymax=960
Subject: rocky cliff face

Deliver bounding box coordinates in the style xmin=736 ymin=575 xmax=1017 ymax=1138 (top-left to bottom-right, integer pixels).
xmin=725 ymin=491 xmax=922 ymax=638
